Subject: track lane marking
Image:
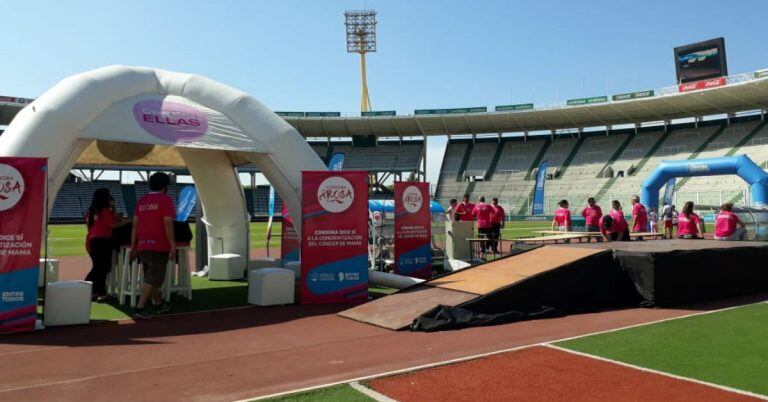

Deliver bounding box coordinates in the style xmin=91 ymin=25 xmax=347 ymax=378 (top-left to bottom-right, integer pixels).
xmin=543 ymin=344 xmax=768 ymax=401
xmin=246 ymin=299 xmax=767 ymax=401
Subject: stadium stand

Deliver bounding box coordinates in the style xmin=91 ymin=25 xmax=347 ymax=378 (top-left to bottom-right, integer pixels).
xmin=436 ymin=114 xmax=768 ymax=214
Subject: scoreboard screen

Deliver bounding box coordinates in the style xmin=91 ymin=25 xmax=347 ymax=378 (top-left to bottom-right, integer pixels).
xmin=674 ymin=38 xmax=728 ymax=84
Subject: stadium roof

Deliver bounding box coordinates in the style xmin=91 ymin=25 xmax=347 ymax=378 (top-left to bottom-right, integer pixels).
xmin=3 ymin=70 xmax=768 ymax=136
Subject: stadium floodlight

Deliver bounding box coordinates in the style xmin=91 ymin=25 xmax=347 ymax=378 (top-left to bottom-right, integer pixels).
xmin=345 ymin=10 xmax=376 ymax=112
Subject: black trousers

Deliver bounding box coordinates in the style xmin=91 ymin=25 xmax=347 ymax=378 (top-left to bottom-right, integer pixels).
xmin=491 ymin=223 xmax=502 ymax=253
xmin=608 ymin=229 xmax=630 ymax=241
xmin=85 ymin=237 xmax=113 ymax=296
xmin=478 ymin=227 xmax=494 ymax=252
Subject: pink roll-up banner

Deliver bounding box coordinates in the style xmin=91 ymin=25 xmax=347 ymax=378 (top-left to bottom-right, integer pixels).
xmin=0 ymin=157 xmax=47 ymax=334
xmin=394 ymin=182 xmax=432 ymax=279
xmin=301 ymin=171 xmax=368 ymax=304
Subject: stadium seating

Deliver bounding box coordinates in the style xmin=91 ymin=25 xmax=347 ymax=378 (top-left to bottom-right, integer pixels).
xmin=436 ymin=115 xmax=768 ymax=214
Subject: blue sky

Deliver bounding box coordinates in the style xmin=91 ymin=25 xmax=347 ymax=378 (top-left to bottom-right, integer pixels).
xmin=2 ymin=0 xmax=767 ymax=183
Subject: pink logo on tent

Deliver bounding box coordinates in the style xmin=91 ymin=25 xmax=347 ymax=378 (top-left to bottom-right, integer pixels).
xmin=133 ymin=100 xmax=208 ymax=142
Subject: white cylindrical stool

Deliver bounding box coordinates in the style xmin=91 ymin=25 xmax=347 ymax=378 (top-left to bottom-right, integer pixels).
xmin=247 ymin=268 xmax=294 ymax=306
xmin=209 ymin=254 xmax=246 ymax=281
xmin=283 ymin=261 xmax=301 ymax=281
xmin=43 ymin=280 xmax=92 ymax=327
xmin=38 ymin=258 xmax=60 ymax=288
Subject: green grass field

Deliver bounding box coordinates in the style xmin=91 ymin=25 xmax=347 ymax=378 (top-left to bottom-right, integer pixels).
xmin=556 ymin=303 xmax=768 ymax=396
xmin=261 ymin=384 xmax=373 ymax=402
xmin=47 ymin=221 xmax=553 ymax=257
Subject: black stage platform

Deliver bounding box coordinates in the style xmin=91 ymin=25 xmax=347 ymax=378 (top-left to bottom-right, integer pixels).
xmin=343 ymin=240 xmax=768 ymax=331
xmin=554 ymin=240 xmax=768 ymax=307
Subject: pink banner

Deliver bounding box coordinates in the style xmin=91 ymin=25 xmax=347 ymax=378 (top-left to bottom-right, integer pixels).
xmin=301 ymin=171 xmax=368 ymax=304
xmin=0 ymin=157 xmax=47 ymax=334
xmin=394 ymin=182 xmax=432 ymax=279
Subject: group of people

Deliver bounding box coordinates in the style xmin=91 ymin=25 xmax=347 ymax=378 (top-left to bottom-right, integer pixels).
xmin=84 ymin=172 xmax=177 ymax=320
xmin=442 ymin=192 xmax=748 ymax=245
xmin=444 ymin=194 xmax=506 ymax=253
xmin=551 ymin=195 xmax=747 ymax=241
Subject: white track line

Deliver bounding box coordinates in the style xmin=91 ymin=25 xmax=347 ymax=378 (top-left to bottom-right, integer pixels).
xmin=245 ymin=299 xmax=767 ymax=401
xmin=544 ymin=344 xmax=768 ymax=400
xmin=349 ymin=381 xmax=397 ymax=402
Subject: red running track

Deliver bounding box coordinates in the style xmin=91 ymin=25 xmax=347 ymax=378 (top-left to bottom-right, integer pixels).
xmin=1 ymin=293 xmax=765 ymax=401
xmin=370 ymin=346 xmax=760 ymax=402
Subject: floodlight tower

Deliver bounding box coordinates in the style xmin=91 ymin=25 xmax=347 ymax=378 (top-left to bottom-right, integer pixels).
xmin=345 ymin=10 xmax=376 ymax=112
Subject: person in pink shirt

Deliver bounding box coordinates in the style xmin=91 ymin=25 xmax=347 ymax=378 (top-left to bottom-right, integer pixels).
xmin=600 ymin=200 xmax=630 ymax=241
xmin=84 ymin=188 xmax=128 ymax=302
xmin=551 ymin=199 xmax=571 ymax=232
xmin=130 ymin=173 xmax=176 ymax=319
xmin=490 ymin=198 xmax=505 ymax=253
xmin=677 ymin=201 xmax=703 ymax=239
xmin=454 ymin=194 xmax=476 ymax=222
xmin=581 ymin=197 xmax=602 ymax=233
xmin=714 ymin=202 xmax=746 ymax=241
xmin=629 ymin=195 xmax=648 ymax=232
xmin=472 ymin=196 xmax=494 ymax=253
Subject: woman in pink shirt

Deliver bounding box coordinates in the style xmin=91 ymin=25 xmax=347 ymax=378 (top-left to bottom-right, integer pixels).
xmin=84 ymin=188 xmax=128 ymax=301
xmin=677 ymin=201 xmax=703 ymax=239
xmin=600 ymin=200 xmax=629 ymax=241
xmin=714 ymin=202 xmax=746 ymax=241
xmin=551 ymin=199 xmax=571 ymax=232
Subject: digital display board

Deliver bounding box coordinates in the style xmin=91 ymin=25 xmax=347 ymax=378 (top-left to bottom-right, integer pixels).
xmin=674 ymin=38 xmax=727 ymax=84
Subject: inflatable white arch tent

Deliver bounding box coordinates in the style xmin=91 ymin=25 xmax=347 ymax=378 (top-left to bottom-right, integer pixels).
xmin=0 ymin=65 xmax=326 ymax=271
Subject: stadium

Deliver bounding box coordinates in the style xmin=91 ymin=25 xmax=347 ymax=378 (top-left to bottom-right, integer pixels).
xmin=1 ymin=3 xmax=768 ymax=402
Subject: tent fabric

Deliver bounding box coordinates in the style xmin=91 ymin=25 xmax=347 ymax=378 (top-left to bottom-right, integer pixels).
xmin=0 ymin=65 xmax=327 ymax=271
xmin=411 ymin=304 xmax=563 ymax=332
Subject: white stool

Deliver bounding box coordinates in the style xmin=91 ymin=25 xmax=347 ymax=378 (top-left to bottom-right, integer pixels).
xmin=106 ymin=248 xmax=125 ymax=297
xmin=247 ymin=268 xmax=294 ymax=306
xmin=118 ymin=248 xmax=144 ymax=307
xmin=38 ymin=258 xmax=59 ymax=288
xmin=283 ymin=261 xmax=301 ymax=280
xmin=248 ymin=257 xmax=281 ymax=270
xmin=209 ymin=254 xmax=246 ymax=281
xmin=43 ymin=280 xmax=92 ymax=327
xmin=163 ymin=246 xmax=192 ymax=301
xmin=247 ymin=257 xmax=281 ymax=277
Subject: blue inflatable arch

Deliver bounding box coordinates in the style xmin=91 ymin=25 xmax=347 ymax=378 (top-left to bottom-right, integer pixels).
xmin=641 ymin=155 xmax=768 ymax=211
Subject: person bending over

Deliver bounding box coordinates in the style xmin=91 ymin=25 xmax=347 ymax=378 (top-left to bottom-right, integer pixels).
xmin=714 ymin=203 xmax=746 ymax=241
xmin=677 ymin=201 xmax=703 ymax=239
xmin=131 ymin=172 xmax=176 ymax=319
xmin=600 ymin=200 xmax=629 ymax=241
xmin=581 ymin=197 xmax=602 ymax=233
xmin=551 ymin=199 xmax=571 ymax=232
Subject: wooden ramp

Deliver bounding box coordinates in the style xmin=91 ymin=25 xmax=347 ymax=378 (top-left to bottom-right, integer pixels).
xmin=339 ymin=246 xmax=605 ymax=330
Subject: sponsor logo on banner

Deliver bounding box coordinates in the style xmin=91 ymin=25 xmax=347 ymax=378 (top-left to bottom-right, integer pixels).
xmin=317 ymin=176 xmax=355 ymax=213
xmin=133 ymin=100 xmax=208 ymax=142
xmin=402 ymin=185 xmax=423 ymax=214
xmin=0 ymin=157 xmax=46 ymax=334
xmin=678 ymin=77 xmax=726 ymax=93
xmin=0 ymin=164 xmax=25 ymax=211
xmin=301 ymin=171 xmax=368 ymax=304
xmin=394 ymin=182 xmax=432 ymax=279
